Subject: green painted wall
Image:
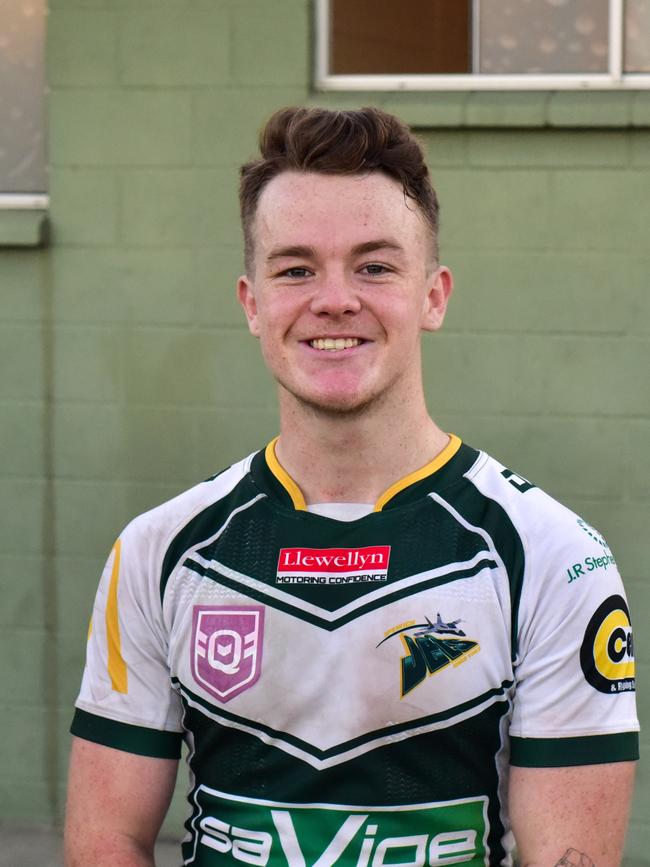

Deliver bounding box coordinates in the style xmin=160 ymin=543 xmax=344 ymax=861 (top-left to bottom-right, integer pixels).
xmin=0 ymin=0 xmax=647 ymax=859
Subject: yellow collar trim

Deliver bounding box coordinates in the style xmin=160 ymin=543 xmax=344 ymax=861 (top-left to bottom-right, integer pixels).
xmin=373 ymin=434 xmax=462 ymax=512
xmin=265 ymin=438 xmax=307 ymax=511
xmin=265 ymin=434 xmax=462 ymax=513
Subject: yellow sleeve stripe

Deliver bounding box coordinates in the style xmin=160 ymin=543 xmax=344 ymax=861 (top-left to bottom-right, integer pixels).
xmin=105 ymin=538 xmax=128 ymax=694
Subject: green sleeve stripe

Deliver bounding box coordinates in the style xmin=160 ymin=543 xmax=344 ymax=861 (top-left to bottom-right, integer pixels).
xmin=70 ymin=709 xmax=182 ymax=759
xmin=510 ymin=732 xmax=639 ymax=767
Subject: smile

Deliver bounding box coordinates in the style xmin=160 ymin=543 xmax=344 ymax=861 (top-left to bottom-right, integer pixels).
xmin=309 ymin=338 xmax=362 ymax=351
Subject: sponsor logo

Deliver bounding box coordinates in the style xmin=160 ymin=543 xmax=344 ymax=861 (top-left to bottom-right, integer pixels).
xmin=377 ymin=613 xmax=480 ymax=697
xmin=576 ymin=518 xmax=607 ymax=549
xmin=580 ymin=594 xmax=635 ymax=694
xmin=566 ymin=552 xmax=616 ymax=583
xmin=189 ymin=786 xmax=489 ymax=866
xmin=276 ymin=546 xmax=390 ymax=585
xmin=191 ymin=606 xmax=264 ymax=703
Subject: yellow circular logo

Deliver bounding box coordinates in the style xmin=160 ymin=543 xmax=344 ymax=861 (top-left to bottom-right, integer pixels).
xmin=580 ymin=595 xmax=635 ymax=694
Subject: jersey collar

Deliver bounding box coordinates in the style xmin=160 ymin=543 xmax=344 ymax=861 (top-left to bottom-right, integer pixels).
xmin=252 ymin=434 xmax=469 ymax=512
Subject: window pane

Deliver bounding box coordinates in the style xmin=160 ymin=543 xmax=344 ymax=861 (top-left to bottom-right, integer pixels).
xmin=0 ymin=0 xmax=46 ymax=193
xmin=478 ymin=0 xmax=609 ymax=74
xmin=625 ymin=0 xmax=650 ymax=72
xmin=330 ymin=0 xmax=470 ymax=74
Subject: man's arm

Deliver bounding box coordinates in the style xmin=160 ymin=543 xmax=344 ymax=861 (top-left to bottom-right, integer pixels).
xmin=509 ymin=762 xmax=636 ymax=867
xmin=64 ymin=736 xmax=179 ymax=867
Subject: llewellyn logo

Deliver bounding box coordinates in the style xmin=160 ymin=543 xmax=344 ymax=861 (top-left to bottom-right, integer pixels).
xmin=276 ymin=546 xmax=391 ymax=585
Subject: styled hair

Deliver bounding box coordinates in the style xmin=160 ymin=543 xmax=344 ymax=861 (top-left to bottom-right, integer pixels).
xmin=239 ymin=106 xmax=439 ymax=272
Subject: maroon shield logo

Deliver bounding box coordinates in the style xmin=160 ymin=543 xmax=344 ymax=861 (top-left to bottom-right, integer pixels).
xmin=190 ymin=605 xmax=264 ymax=703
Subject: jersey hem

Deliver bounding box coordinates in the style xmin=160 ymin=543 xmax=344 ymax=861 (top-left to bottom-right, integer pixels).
xmin=71 ymin=708 xmax=183 ymax=759
xmin=510 ymin=732 xmax=639 ymax=767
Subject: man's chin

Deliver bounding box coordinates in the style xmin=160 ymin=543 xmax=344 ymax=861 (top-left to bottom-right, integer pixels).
xmin=280 ymin=384 xmax=386 ymax=419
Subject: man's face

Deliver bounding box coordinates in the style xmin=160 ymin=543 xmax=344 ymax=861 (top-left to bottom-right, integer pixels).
xmin=238 ymin=170 xmax=452 ymax=416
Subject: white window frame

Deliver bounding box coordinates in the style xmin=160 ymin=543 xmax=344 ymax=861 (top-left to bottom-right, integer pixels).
xmin=315 ymin=0 xmax=650 ymax=90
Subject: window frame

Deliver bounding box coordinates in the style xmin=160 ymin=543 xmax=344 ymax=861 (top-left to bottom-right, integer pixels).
xmin=315 ymin=0 xmax=650 ymax=91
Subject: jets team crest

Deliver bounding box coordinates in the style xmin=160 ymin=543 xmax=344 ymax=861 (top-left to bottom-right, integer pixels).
xmin=378 ymin=613 xmax=480 ymax=697
xmin=190 ymin=605 xmax=264 ymax=703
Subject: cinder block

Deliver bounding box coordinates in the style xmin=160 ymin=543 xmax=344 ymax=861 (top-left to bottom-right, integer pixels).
xmin=443 ymin=251 xmax=637 ymax=335
xmin=123 ymin=328 xmax=276 ymax=409
xmin=192 ymin=407 xmax=280 ymax=479
xmin=124 ymin=480 xmax=194 ymax=521
xmin=0 ymin=556 xmax=45 ymax=628
xmin=120 ymin=169 xmax=239 ymax=246
xmin=464 ymin=92 xmax=548 ymax=127
xmin=421 ymin=132 xmax=469 ymax=168
xmin=468 ymin=130 xmax=630 ymax=167
xmin=630 ymin=131 xmax=650 ymax=165
xmin=547 ymin=92 xmax=633 ymax=127
xmin=0 ymin=480 xmax=45 ymax=555
xmin=58 ymin=630 xmax=90 ymax=709
xmin=434 ymin=170 xmax=550 ymax=250
xmin=49 ymin=90 xmax=191 ymax=167
xmin=192 ymin=87 xmax=306 ymax=167
xmin=0 ymin=326 xmax=45 ymax=399
xmin=550 ymin=171 xmax=650 ymax=252
xmin=57 ymin=556 xmax=105 ymax=636
xmin=0 ymin=707 xmax=47 ymax=781
xmin=51 ymin=247 xmax=196 ymax=325
xmin=0 ymin=781 xmax=52 ymax=822
xmin=53 ymin=326 xmax=121 ymax=401
xmin=54 ymin=480 xmax=125 ymax=557
xmin=631 ymin=91 xmax=650 ymax=125
xmin=119 ymin=2 xmax=230 ymax=86
xmin=230 ymin=1 xmax=308 ymax=86
xmin=49 ymin=169 xmax=118 ymax=245
xmin=382 ymin=93 xmax=468 ymax=128
xmin=48 ymin=8 xmax=118 ymax=86
xmin=0 ymin=251 xmax=47 ymax=321
xmin=0 ymin=402 xmax=45 ymax=476
xmin=193 ymin=245 xmax=248 ymax=326
xmin=626 ymin=423 xmax=650 ymax=502
xmin=0 ymin=629 xmax=46 ymax=706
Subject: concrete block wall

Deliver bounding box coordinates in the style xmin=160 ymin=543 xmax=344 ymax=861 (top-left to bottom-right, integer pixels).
xmin=0 ymin=0 xmax=647 ymax=858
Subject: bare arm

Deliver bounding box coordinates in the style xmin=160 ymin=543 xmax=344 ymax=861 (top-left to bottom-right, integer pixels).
xmin=509 ymin=762 xmax=635 ymax=867
xmin=64 ymin=736 xmax=179 ymax=867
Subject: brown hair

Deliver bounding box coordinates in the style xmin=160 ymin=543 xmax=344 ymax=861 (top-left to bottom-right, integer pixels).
xmin=239 ymin=106 xmax=439 ymax=272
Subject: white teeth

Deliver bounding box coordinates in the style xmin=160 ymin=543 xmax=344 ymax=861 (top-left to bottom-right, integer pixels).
xmin=310 ymin=337 xmax=361 ymax=351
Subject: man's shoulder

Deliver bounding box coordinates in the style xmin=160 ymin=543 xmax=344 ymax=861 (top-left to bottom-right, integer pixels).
xmin=464 ymin=447 xmax=610 ymax=557
xmin=121 ymin=449 xmax=260 ymax=549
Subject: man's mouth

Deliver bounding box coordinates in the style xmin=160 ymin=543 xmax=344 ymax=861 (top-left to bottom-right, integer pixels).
xmin=309 ymin=337 xmax=363 ymax=351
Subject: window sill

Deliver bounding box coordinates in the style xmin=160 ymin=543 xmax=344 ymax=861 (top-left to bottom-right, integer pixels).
xmin=308 ymin=91 xmax=650 ymax=129
xmin=0 ymin=198 xmax=49 ymax=248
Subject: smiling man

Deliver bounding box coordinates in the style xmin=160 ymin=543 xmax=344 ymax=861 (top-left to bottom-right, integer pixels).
xmin=65 ymin=108 xmax=638 ymax=867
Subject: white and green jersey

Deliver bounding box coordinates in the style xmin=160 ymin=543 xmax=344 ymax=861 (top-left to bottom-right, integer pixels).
xmin=72 ymin=436 xmax=639 ymax=866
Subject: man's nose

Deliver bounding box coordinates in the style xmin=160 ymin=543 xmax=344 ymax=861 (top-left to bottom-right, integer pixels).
xmin=309 ymin=274 xmax=362 ymax=316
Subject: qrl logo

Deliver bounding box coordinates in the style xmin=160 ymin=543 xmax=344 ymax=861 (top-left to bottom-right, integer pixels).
xmin=191 ymin=606 xmax=264 ymax=703
xmin=580 ymin=595 xmax=635 ymax=694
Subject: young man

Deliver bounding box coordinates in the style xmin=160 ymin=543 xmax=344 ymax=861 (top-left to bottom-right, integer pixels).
xmin=65 ymin=108 xmax=638 ymax=867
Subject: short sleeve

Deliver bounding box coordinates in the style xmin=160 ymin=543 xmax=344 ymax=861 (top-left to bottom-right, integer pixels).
xmin=71 ymin=523 xmax=183 ymax=759
xmin=509 ymin=512 xmax=639 ymax=767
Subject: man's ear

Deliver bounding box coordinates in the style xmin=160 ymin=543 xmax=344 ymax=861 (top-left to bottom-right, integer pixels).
xmin=421 ymin=266 xmax=453 ymax=333
xmin=237 ymin=275 xmax=260 ymax=337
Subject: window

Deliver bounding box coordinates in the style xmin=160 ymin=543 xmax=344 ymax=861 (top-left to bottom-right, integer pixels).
xmin=316 ymin=0 xmax=650 ymax=90
xmin=0 ymin=0 xmax=47 ymax=207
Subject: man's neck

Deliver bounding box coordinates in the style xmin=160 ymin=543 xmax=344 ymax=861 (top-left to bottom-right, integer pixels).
xmin=274 ymin=392 xmax=450 ymax=507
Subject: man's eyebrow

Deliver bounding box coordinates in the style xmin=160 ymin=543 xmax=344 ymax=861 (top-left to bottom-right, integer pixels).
xmin=266 ymin=240 xmax=405 ymax=261
xmin=267 ymin=245 xmax=315 ymax=261
xmin=351 ymin=239 xmax=405 ymax=256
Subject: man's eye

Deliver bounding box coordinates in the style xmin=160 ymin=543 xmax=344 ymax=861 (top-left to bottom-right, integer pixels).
xmin=282 ymin=267 xmax=312 ymax=278
xmin=362 ymin=263 xmax=390 ymax=275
